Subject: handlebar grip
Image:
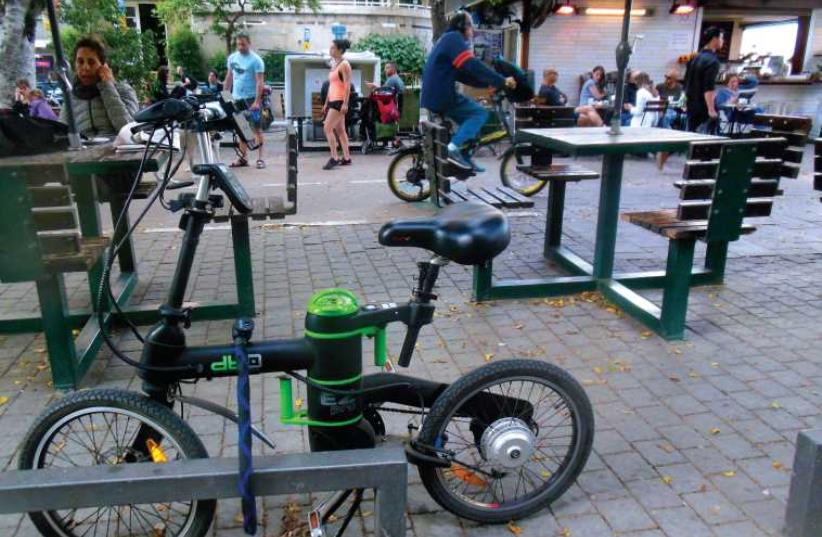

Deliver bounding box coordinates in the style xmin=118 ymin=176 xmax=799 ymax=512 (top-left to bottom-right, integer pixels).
xmin=398 ymin=325 xmax=422 ymax=368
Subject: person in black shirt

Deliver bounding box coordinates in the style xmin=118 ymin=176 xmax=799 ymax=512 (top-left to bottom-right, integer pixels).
xmin=685 ymin=27 xmax=723 ymax=133
xmin=538 ymin=68 xmax=602 ymax=127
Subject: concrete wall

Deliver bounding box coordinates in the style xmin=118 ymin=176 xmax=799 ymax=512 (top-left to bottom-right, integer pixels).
xmin=193 ymin=4 xmax=433 ymax=58
xmin=527 ymin=0 xmax=703 ymax=105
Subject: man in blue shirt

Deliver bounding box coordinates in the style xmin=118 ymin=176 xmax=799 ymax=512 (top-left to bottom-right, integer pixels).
xmin=421 ymin=11 xmax=515 ymax=171
xmin=224 ymin=32 xmax=266 ymax=168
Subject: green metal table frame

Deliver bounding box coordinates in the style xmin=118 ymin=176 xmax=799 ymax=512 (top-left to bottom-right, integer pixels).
xmin=473 ymin=127 xmax=725 ymax=340
xmin=0 ymin=149 xmax=256 ymax=390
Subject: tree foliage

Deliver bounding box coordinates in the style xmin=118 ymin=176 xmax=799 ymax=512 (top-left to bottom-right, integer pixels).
xmin=352 ymin=33 xmax=425 ymax=82
xmin=168 ymin=28 xmax=206 ymax=80
xmin=59 ymin=0 xmax=121 ymax=34
xmin=261 ymin=51 xmax=284 ymax=82
xmin=157 ymin=0 xmax=320 ymax=54
xmin=207 ymin=50 xmax=228 ymax=79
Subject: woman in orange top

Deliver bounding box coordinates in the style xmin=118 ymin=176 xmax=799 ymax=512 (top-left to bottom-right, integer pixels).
xmin=322 ymin=39 xmax=353 ymax=169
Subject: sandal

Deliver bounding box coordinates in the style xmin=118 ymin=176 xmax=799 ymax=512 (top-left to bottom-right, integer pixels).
xmin=229 ymin=158 xmax=249 ymax=168
xmin=256 ymin=159 xmax=266 ymax=169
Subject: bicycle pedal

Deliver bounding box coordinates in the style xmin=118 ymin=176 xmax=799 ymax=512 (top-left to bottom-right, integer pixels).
xmin=308 ymin=509 xmax=325 ymax=537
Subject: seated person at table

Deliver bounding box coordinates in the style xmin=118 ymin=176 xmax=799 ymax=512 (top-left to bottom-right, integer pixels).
xmin=579 ymin=65 xmax=607 ymax=105
xmin=539 ymin=68 xmax=602 ymax=127
xmin=621 ymin=69 xmax=639 ymax=126
xmin=715 ymin=74 xmax=740 ymax=109
xmin=629 ymin=72 xmax=659 ymax=127
xmin=60 ymin=36 xmax=138 ymax=138
xmin=656 ymin=69 xmax=683 ymax=128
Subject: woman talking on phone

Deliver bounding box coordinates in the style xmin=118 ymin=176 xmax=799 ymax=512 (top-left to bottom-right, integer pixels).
xmin=322 ymin=38 xmax=353 ymax=170
xmin=60 ymin=36 xmax=139 ymax=138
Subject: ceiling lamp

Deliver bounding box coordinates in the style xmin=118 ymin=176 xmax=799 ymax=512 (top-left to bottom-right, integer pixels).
xmin=670 ymin=1 xmax=696 ymax=15
xmin=553 ymin=1 xmax=577 ymax=15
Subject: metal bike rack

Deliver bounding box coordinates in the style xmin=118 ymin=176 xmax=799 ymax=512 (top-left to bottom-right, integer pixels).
xmin=0 ymin=445 xmax=408 ymax=537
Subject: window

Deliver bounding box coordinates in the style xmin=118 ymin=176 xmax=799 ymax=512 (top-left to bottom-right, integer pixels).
xmin=125 ymin=6 xmax=139 ymax=29
xmin=740 ymin=20 xmax=798 ymax=60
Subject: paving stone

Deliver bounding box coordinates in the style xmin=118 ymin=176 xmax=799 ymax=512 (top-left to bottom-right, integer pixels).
xmin=711 ymin=520 xmax=771 ymax=537
xmin=681 ymin=490 xmax=747 ymax=525
xmin=650 ymin=506 xmax=715 ymax=537
xmin=595 ymin=497 xmax=657 ymax=532
xmin=554 ymin=513 xmax=613 ymax=537
xmin=603 ymin=452 xmax=658 ymax=482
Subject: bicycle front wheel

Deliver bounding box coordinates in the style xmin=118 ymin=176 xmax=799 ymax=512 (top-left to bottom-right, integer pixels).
xmin=387 ymin=150 xmax=430 ymax=202
xmin=18 ymin=389 xmax=216 ymax=537
xmin=417 ymin=359 xmax=594 ymax=523
xmin=500 ymin=144 xmax=548 ymax=197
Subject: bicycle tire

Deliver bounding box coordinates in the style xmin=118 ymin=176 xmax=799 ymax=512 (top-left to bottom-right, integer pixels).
xmin=417 ymin=359 xmax=593 ymax=523
xmin=499 ymin=145 xmax=548 ymax=197
xmin=387 ymin=151 xmax=430 ymax=202
xmin=18 ymin=389 xmax=216 ymax=537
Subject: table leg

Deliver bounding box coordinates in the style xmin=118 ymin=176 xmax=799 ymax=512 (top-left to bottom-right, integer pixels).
xmin=659 ymin=238 xmax=696 ymax=340
xmin=592 ymin=153 xmax=625 ymax=280
xmin=36 ymin=273 xmax=78 ymax=390
xmin=704 ymin=240 xmax=728 ymax=283
xmin=70 ymin=172 xmax=106 ymax=310
xmin=544 ymin=180 xmax=566 ymax=256
xmin=108 ymin=193 xmax=137 ymax=274
xmin=231 ymin=216 xmax=256 ymax=318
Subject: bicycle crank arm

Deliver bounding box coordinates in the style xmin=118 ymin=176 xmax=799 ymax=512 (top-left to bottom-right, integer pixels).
xmin=174 ymin=394 xmax=277 ymax=450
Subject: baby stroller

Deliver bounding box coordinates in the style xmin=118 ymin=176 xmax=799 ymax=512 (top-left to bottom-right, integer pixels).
xmin=359 ymin=87 xmax=400 ymax=154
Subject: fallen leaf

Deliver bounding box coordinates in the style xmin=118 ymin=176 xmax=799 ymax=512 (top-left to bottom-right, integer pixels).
xmin=71 ymin=329 xmax=80 ymax=337
xmin=671 ymin=347 xmax=683 ymax=355
xmin=514 ymin=323 xmax=524 ymax=330
xmin=721 ymin=470 xmax=736 ymax=477
xmin=361 ymin=511 xmax=373 ymax=518
xmin=669 ymin=375 xmax=681 ymax=383
xmin=698 ymin=483 xmax=708 ymax=493
xmin=710 ymin=362 xmax=720 ymax=368
xmin=640 ymin=331 xmax=653 ymax=339
xmin=0 ymin=396 xmax=9 ymax=406
xmin=709 ymin=505 xmax=722 ymax=515
xmin=294 ymin=398 xmax=303 ymax=409
xmin=661 ymin=475 xmax=673 ymax=485
xmin=772 ymin=461 xmax=785 ymax=471
xmin=658 ymin=443 xmax=675 ymax=454
xmin=35 ymin=347 xmax=46 ymax=353
xmin=507 ymin=521 xmax=522 ymax=535
xmin=709 ymin=427 xmax=721 ymax=435
xmin=484 ymin=353 xmax=494 ymax=362
xmin=593 ymin=366 xmax=604 ymax=375
xmin=769 ymin=401 xmax=782 ymax=409
xmin=688 ymin=370 xmax=700 ymax=379
xmin=559 ymin=528 xmax=571 ymax=537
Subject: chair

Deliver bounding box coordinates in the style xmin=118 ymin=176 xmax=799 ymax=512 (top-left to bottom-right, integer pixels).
xmin=640 ymin=99 xmax=668 ymax=127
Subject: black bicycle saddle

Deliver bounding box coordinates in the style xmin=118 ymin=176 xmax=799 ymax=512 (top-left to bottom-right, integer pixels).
xmin=133 ymin=98 xmax=195 ymax=125
xmin=378 ymin=202 xmax=510 ymax=265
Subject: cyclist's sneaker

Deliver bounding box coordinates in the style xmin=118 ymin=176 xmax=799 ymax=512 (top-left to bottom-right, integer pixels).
xmin=446 ymin=146 xmax=472 ymax=171
xmin=322 ymin=158 xmax=340 ymax=170
xmin=467 ymin=156 xmax=486 ymax=173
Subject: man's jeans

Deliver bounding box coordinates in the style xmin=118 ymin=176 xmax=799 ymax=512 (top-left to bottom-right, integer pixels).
xmin=445 ymin=94 xmax=489 ymax=148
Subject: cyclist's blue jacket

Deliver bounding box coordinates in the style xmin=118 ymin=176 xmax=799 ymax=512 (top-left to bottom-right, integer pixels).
xmin=420 ymin=30 xmax=507 ymax=113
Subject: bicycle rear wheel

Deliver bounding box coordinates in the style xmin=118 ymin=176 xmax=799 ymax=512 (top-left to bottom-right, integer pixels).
xmin=18 ymin=389 xmax=216 ymax=537
xmin=417 ymin=360 xmax=593 ymax=523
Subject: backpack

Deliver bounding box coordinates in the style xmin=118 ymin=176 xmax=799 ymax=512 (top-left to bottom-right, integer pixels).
xmin=0 ymin=109 xmax=69 ymax=157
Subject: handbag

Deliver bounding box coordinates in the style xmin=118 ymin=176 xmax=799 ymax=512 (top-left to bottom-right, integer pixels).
xmin=0 ymin=109 xmax=70 ymax=157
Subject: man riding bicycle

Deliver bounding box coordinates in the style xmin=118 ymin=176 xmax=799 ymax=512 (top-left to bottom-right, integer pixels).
xmin=421 ymin=11 xmax=516 ymax=172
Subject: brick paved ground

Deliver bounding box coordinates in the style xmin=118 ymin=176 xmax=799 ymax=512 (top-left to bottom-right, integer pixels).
xmin=0 ymin=141 xmax=820 ymax=537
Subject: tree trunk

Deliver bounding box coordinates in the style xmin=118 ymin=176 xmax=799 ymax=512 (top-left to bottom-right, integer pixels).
xmin=430 ymin=0 xmax=447 ymax=43
xmin=0 ymin=0 xmax=36 ymax=109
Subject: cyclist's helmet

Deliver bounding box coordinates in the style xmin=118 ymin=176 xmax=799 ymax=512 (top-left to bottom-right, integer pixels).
xmin=492 ymin=57 xmax=534 ymax=103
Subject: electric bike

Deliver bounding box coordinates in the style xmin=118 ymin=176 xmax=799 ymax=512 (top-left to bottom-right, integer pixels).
xmin=18 ymin=92 xmax=594 ymax=537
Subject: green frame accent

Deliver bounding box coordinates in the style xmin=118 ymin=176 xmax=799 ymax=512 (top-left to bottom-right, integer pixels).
xmin=307 ymin=373 xmax=362 ymax=386
xmin=278 ymin=377 xmax=363 ymax=427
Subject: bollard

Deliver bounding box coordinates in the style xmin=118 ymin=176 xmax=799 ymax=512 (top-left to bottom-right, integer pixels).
xmin=785 ymin=429 xmax=822 ymax=537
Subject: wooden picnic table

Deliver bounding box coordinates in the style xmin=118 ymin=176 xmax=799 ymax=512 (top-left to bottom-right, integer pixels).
xmin=473 ymin=126 xmax=725 ymax=336
xmin=0 ymin=144 xmax=260 ymax=389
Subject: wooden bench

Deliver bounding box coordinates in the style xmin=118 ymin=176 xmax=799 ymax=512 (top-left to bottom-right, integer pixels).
xmin=621 ymin=139 xmax=773 ymax=339
xmin=814 ymin=138 xmax=821 ymax=199
xmin=209 ymin=126 xmax=298 ymax=223
xmin=420 ymin=120 xmax=533 ymax=209
xmin=748 ymin=114 xmax=812 ymax=180
xmin=0 ymin=163 xmax=110 ymax=388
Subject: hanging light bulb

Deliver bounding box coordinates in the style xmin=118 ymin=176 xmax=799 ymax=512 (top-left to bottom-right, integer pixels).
xmin=553 ymin=1 xmax=577 ymax=15
xmin=670 ymin=1 xmax=696 ymax=15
